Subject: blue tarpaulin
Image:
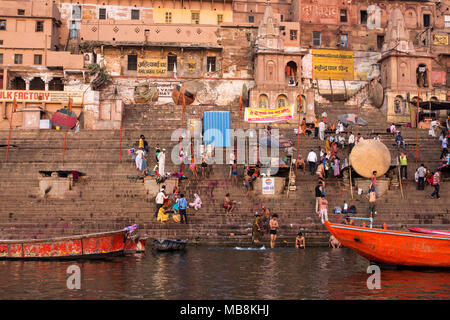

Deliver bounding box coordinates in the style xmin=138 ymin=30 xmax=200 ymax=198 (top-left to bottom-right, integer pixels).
xmin=203 ymin=111 xmax=231 ymax=147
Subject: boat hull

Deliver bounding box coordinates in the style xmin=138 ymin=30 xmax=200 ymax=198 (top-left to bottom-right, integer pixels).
xmin=51 ymin=112 xmax=78 ymax=129
xmin=0 ymin=230 xmax=128 ymax=260
xmin=153 ymin=239 xmax=187 ymax=252
xmin=324 ymin=221 xmax=450 ymax=267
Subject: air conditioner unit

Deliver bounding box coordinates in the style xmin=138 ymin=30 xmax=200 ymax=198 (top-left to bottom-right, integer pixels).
xmin=83 ymin=52 xmax=95 ymax=67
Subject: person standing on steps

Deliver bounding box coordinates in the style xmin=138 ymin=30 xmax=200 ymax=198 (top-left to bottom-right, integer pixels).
xmin=307 ymin=149 xmax=318 ymax=175
xmin=178 ymin=193 xmax=188 ymax=224
xmin=252 ymin=212 xmax=263 ymax=244
xmin=230 ymin=160 xmax=238 ymax=185
xmin=416 ymin=164 xmax=426 ymax=190
xmin=348 ymin=131 xmax=355 ymax=153
xmin=399 ymin=152 xmax=408 ymax=180
xmin=366 ymin=186 xmax=377 ymax=218
xmin=319 ymin=195 xmax=328 ymax=224
xmin=315 ymin=183 xmax=323 ymax=214
xmin=430 ymin=170 xmax=441 ymax=199
xmin=318 ymin=119 xmax=326 ymax=141
xmin=155 ymin=186 xmax=168 ymax=218
xmin=314 ymin=116 xmax=319 ymax=139
xmin=370 ymin=171 xmax=378 ymax=196
xmin=269 ymin=214 xmax=279 ymax=248
xmin=158 ymin=148 xmax=166 ymax=176
xmin=261 ymin=205 xmax=271 ymax=234
xmin=440 ymin=136 xmax=448 ymax=160
xmin=155 ymin=145 xmax=161 ymax=163
xmin=201 ymin=156 xmax=208 ymax=179
xmin=138 ymin=135 xmax=149 ymax=155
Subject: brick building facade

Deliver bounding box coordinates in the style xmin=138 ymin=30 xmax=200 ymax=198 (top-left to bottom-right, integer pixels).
xmin=0 ymin=0 xmax=448 ymax=129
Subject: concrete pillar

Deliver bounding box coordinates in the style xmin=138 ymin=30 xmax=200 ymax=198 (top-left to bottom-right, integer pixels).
xmin=25 ymin=79 xmax=30 ymax=90
xmin=45 ymin=81 xmax=49 ymax=91
xmin=2 ymin=67 xmax=7 ymax=89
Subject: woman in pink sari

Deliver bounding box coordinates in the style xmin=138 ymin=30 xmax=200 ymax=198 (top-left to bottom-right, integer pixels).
xmin=333 ymin=157 xmax=340 ymax=177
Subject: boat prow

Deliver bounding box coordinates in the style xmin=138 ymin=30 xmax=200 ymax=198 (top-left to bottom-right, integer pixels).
xmin=324 ymin=220 xmax=450 ymax=268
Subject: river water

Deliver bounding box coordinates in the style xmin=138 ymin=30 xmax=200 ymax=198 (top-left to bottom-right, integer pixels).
xmin=0 ymin=247 xmax=449 ymax=300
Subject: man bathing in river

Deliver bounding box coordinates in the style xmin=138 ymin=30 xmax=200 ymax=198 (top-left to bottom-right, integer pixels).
xmin=295 ymin=232 xmax=305 ymax=249
xmin=269 ymin=214 xmax=279 ymax=248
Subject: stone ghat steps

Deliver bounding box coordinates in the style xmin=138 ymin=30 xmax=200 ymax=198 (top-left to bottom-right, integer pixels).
xmin=0 ymin=220 xmax=427 ymax=244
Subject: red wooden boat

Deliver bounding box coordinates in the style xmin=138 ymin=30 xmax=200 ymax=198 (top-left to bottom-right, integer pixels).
xmin=408 ymin=227 xmax=450 ymax=237
xmin=0 ymin=230 xmax=131 ymax=260
xmin=324 ymin=221 xmax=450 ymax=267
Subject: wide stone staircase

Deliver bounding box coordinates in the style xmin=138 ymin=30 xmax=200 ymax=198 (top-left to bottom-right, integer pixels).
xmin=0 ymin=101 xmax=448 ymax=247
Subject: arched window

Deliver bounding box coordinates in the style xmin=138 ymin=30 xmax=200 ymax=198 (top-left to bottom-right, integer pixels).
xmin=49 ymin=78 xmax=64 ymax=91
xmin=285 ymin=61 xmax=298 ymax=86
xmin=416 ymin=64 xmax=428 ymax=88
xmin=296 ymin=95 xmax=306 ymax=113
xmin=10 ymin=77 xmax=26 ymax=90
xmin=394 ymin=95 xmax=403 ymax=114
xmin=29 ymin=77 xmax=45 ymax=90
xmin=276 ymin=94 xmax=288 ymax=108
xmin=258 ymin=94 xmax=269 ymax=109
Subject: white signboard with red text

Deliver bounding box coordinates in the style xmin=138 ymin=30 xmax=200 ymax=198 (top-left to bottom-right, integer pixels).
xmin=0 ymin=90 xmax=84 ymax=104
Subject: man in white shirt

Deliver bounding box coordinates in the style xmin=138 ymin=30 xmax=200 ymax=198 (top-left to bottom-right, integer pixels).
xmin=348 ymin=132 xmax=355 ymax=152
xmin=158 ymin=149 xmax=166 ymax=175
xmin=337 ymin=121 xmax=344 ymax=134
xmin=318 ymin=121 xmax=326 ymax=141
xmin=307 ymin=149 xmax=318 ymax=175
xmin=338 ymin=134 xmax=345 ymax=149
xmin=286 ymin=146 xmax=295 ymax=165
xmin=155 ymin=186 xmax=168 ymax=218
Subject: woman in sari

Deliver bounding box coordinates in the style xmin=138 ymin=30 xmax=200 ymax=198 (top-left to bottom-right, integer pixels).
xmin=325 ymin=137 xmax=331 ymax=154
xmin=179 ymin=149 xmax=185 ymax=174
xmin=334 ymin=157 xmax=340 ymax=177
xmin=190 ymin=157 xmax=198 ymax=179
xmin=135 ymin=149 xmax=145 ymax=171
xmin=301 ymin=118 xmax=307 ymax=136
xmin=157 ymin=203 xmax=173 ymax=223
xmin=189 ymin=193 xmax=202 ymax=211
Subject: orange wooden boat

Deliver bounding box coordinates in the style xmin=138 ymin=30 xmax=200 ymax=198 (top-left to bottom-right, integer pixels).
xmin=324 ymin=221 xmax=450 ymax=268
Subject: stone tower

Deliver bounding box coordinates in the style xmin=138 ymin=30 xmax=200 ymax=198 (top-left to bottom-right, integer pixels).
xmin=378 ymin=8 xmax=433 ymax=123
xmin=249 ymin=3 xmax=304 ymax=113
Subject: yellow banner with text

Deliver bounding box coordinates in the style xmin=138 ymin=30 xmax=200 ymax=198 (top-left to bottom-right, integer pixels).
xmin=245 ymin=105 xmax=294 ymax=123
xmin=137 ymin=58 xmax=167 ymax=76
xmin=312 ymin=49 xmax=354 ymax=80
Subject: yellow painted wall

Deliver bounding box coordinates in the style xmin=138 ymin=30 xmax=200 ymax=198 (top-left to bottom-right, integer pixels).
xmin=153 ymin=8 xmax=232 ymax=25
